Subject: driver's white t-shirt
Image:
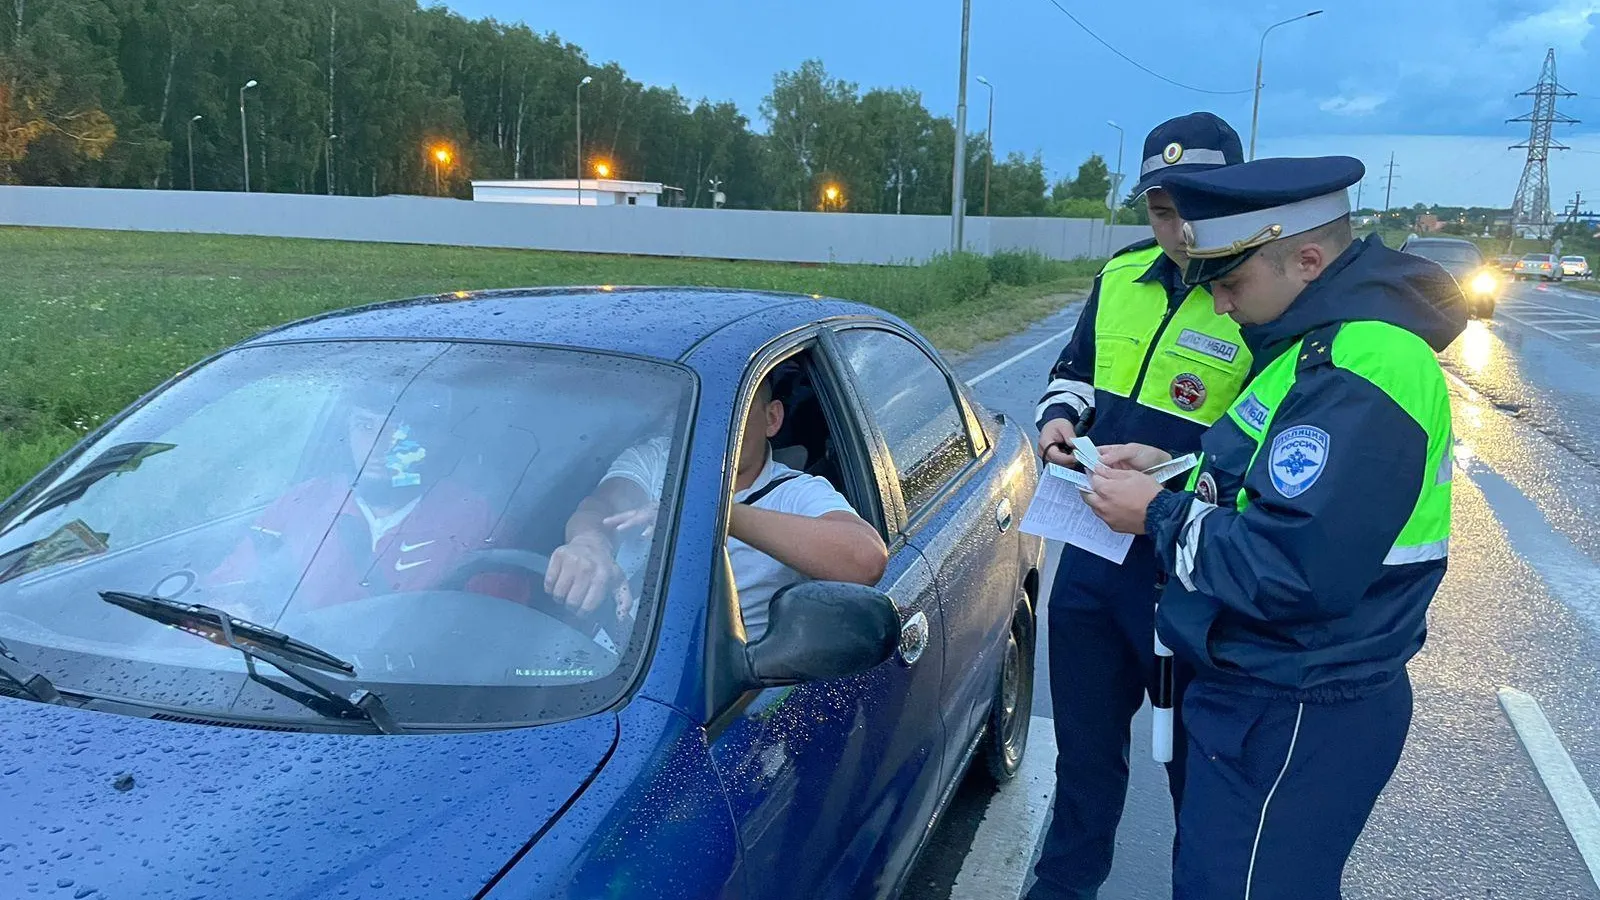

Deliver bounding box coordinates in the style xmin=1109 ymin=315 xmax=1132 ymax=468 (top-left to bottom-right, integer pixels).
xmin=604 ymin=437 xmax=859 ymax=640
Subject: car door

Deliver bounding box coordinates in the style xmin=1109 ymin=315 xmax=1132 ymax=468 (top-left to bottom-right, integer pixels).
xmin=707 ymin=341 xmax=949 ymax=900
xmin=831 ymin=325 xmax=1021 ymax=775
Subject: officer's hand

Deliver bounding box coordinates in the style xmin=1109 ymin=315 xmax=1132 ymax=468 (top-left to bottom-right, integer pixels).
xmin=1037 ymin=419 xmax=1079 ymax=468
xmin=545 ymin=533 xmax=626 ymax=616
xmin=1085 ymin=468 xmax=1163 ymax=535
xmin=1098 ymin=443 xmax=1172 ymax=472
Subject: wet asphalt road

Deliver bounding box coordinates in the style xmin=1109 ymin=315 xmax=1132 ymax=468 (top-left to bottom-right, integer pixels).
xmin=906 ymin=280 xmax=1600 ymax=900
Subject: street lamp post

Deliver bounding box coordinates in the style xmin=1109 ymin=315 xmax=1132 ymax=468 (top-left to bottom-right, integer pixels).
xmin=187 ymin=115 xmax=202 ymax=191
xmin=326 ymin=133 xmax=338 ymax=195
xmin=239 ymin=79 xmax=258 ymax=191
xmin=976 ymin=76 xmax=995 ymax=217
xmin=1107 ymin=120 xmax=1125 ymax=256
xmin=575 ymin=75 xmax=593 ymax=207
xmin=1248 ymin=10 xmax=1322 ymax=160
xmin=432 ymin=147 xmax=451 ymax=196
xmin=950 ymin=0 xmax=972 ymax=252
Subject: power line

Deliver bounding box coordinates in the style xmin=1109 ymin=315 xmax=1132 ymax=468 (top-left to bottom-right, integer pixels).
xmin=1041 ymin=0 xmax=1254 ymax=96
xmin=1508 ymin=48 xmax=1579 ymax=239
xmin=1381 ymin=152 xmax=1400 ymax=213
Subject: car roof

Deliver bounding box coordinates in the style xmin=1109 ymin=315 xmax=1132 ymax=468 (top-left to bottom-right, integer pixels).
xmin=237 ymin=286 xmax=889 ymax=362
xmin=1406 ymin=237 xmax=1474 ymax=245
xmin=1522 ymin=252 xmax=1554 ymax=257
xmin=1562 ymin=254 xmax=1586 ymax=259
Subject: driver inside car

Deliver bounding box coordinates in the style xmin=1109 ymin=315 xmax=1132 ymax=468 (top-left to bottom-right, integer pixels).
xmin=547 ymin=370 xmax=889 ymax=640
xmin=207 ymin=391 xmax=527 ymax=615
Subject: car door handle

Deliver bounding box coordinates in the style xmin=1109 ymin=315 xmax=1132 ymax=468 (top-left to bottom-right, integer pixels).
xmin=898 ymin=610 xmax=930 ymax=666
xmin=995 ymin=498 xmax=1013 ymax=533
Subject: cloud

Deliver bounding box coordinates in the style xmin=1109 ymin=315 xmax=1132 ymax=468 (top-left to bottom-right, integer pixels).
xmin=1257 ymin=131 xmax=1600 ymax=208
xmin=1492 ymin=1 xmax=1600 ymax=53
xmin=1320 ymin=94 xmax=1388 ymax=116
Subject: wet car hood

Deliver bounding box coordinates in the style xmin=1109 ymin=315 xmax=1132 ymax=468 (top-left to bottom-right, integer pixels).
xmin=0 ymin=697 xmax=618 ymax=899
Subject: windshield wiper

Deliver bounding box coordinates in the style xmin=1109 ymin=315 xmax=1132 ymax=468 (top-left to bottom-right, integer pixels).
xmin=0 ymin=638 xmax=66 ymax=705
xmin=99 ymin=591 xmax=403 ymax=734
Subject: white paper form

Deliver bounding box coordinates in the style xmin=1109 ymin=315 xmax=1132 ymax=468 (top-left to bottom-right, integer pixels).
xmin=1019 ymin=466 xmax=1135 ymax=563
xmin=1047 ymin=455 xmax=1196 ymax=492
xmin=1144 ymin=453 xmax=1198 ymax=484
xmin=1022 ymin=441 xmax=1198 ymax=564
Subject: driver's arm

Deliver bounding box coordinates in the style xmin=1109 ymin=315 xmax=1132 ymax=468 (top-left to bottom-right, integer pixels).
xmin=546 ymin=476 xmax=651 ymax=615
xmin=562 ymin=477 xmax=651 ymax=552
xmin=729 ymin=505 xmax=888 ymax=586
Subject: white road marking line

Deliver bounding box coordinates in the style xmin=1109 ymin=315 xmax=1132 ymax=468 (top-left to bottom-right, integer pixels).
xmin=1506 ymin=316 xmax=1600 ymax=326
xmin=950 ymin=715 xmax=1057 ymax=900
xmin=1507 ymin=311 xmax=1600 ymax=320
xmin=966 ymin=325 xmax=1077 ymax=388
xmin=1507 ymin=299 xmax=1600 ymax=318
xmin=1443 ymin=368 xmax=1485 ymax=403
xmin=1498 ymin=687 xmax=1600 ymax=888
xmin=1556 ymin=328 xmax=1600 ymax=336
xmin=1500 ymin=312 xmax=1573 ymax=340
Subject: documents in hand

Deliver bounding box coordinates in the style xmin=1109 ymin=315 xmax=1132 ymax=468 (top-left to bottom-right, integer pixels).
xmin=1018 ymin=437 xmax=1199 ymax=565
xmin=1019 ymin=466 xmax=1134 ymax=563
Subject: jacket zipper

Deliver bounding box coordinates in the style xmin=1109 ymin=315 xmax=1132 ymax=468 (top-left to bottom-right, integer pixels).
xmin=1127 ymin=291 xmax=1190 ymax=399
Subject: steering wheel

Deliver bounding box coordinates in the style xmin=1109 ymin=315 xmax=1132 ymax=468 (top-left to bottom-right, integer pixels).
xmin=437 ymin=548 xmax=623 ymax=646
xmin=436 ymin=548 xmax=552 ymax=592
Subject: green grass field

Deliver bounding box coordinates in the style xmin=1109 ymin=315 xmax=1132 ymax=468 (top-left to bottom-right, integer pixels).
xmin=0 ymin=227 xmax=1096 ymax=496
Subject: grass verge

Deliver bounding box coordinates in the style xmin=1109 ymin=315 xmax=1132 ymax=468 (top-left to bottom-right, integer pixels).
xmin=0 ymin=227 xmax=1095 ymax=496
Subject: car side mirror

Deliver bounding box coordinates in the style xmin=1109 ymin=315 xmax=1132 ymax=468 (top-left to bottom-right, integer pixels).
xmin=742 ymin=581 xmax=900 ymax=687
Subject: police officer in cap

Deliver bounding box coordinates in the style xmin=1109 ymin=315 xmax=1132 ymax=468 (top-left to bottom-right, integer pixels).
xmin=1028 ymin=112 xmax=1251 ymax=900
xmin=1084 ymin=156 xmax=1466 ymax=898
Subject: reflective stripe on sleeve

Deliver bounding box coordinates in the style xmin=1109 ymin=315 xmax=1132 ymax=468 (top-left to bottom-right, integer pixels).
xmin=1036 ymin=378 xmax=1095 ymax=424
xmin=1175 ymin=498 xmax=1218 ymax=592
xmin=1383 ymin=538 xmax=1449 ymax=566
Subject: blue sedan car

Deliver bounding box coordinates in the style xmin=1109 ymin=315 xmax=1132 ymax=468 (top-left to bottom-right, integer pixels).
xmin=0 ymin=287 xmax=1043 ymax=899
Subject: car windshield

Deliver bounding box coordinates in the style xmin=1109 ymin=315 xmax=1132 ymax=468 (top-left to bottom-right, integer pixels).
xmin=1405 ymin=243 xmax=1482 ymax=268
xmin=1562 ymin=256 xmax=1585 ymax=263
xmin=0 ymin=340 xmax=694 ymax=728
xmin=1523 ymin=254 xmax=1555 ymax=262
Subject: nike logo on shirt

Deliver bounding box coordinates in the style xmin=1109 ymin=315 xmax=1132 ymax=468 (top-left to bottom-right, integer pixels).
xmin=394 ymin=558 xmax=432 ymax=572
xmin=399 ymin=540 xmax=435 ymax=553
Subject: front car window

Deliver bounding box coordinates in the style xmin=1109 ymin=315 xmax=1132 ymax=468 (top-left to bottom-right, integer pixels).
xmin=0 ymin=340 xmax=694 ymax=728
xmin=834 ymin=328 xmax=976 ymax=518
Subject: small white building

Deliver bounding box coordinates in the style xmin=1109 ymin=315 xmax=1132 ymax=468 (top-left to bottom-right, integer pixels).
xmin=470 ymin=178 xmax=665 ymax=207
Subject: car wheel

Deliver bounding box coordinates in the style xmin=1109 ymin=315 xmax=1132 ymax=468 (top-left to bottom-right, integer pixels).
xmin=1481 ymin=298 xmax=1495 ymax=318
xmin=979 ymin=602 xmax=1035 ymax=784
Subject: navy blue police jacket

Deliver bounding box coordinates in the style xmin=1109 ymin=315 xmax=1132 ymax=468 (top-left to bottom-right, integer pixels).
xmin=1145 ymin=234 xmax=1468 ymax=701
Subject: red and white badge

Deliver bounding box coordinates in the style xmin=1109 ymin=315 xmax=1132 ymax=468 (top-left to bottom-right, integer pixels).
xmin=1195 ymin=471 xmax=1218 ymax=505
xmin=1170 ymin=373 xmax=1207 ymax=412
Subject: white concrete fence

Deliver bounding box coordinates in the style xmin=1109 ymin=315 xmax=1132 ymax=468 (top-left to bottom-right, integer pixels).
xmin=0 ymin=186 xmax=1152 ymax=266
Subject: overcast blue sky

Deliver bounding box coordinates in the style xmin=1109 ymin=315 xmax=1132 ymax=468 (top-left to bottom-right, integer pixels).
xmin=443 ymin=0 xmax=1600 ymax=209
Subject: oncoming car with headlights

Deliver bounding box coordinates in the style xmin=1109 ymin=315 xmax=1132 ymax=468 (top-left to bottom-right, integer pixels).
xmin=1401 ymin=236 xmax=1499 ymax=319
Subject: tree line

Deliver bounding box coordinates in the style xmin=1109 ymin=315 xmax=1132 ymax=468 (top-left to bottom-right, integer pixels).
xmin=0 ymin=0 xmax=1135 ymax=218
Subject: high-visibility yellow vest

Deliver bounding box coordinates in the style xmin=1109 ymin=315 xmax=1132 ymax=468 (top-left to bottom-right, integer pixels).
xmin=1093 ymin=245 xmax=1253 ymax=426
